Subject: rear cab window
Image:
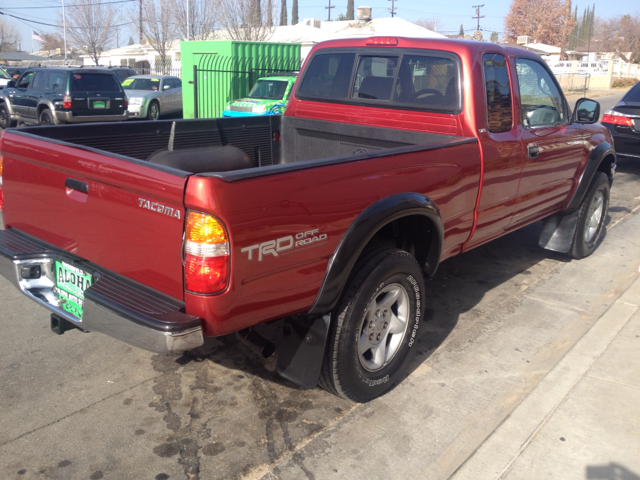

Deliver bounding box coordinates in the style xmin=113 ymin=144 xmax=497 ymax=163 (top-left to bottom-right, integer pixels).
xmin=296 ymin=48 xmax=461 ymax=114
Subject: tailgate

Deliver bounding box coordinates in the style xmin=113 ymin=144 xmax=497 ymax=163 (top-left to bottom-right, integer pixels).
xmin=0 ymin=130 xmax=187 ymax=300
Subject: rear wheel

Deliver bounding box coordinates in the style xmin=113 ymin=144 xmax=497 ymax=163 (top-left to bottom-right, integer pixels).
xmin=0 ymin=103 xmax=16 ymax=129
xmin=319 ymin=248 xmax=424 ymax=402
xmin=39 ymin=109 xmax=56 ymax=126
xmin=147 ymin=101 xmax=160 ymax=121
xmin=569 ymin=172 xmax=610 ymax=259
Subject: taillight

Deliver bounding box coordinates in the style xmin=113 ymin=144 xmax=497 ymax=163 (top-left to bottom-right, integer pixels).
xmin=602 ymin=110 xmax=633 ymax=126
xmin=184 ymin=211 xmax=229 ymax=294
xmin=0 ymin=154 xmax=4 ymax=212
xmin=63 ymin=95 xmax=72 ymax=109
xmin=125 ymin=98 xmax=128 ymax=109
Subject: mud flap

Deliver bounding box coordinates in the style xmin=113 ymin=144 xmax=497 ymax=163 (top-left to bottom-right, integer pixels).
xmin=276 ymin=314 xmax=331 ymax=389
xmin=539 ymin=211 xmax=579 ymax=253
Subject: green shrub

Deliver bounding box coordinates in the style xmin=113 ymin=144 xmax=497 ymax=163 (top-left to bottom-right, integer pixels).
xmin=612 ymin=78 xmax=639 ymax=88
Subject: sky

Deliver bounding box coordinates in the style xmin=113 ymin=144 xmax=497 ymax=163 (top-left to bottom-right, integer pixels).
xmin=1 ymin=0 xmax=638 ymax=53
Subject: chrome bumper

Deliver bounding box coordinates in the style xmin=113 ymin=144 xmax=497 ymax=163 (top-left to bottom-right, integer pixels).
xmin=0 ymin=228 xmax=203 ymax=353
xmin=54 ymin=111 xmax=129 ymax=123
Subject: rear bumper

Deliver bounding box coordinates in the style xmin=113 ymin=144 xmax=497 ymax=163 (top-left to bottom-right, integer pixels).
xmin=0 ymin=228 xmax=203 ymax=353
xmin=54 ymin=110 xmax=129 ymax=123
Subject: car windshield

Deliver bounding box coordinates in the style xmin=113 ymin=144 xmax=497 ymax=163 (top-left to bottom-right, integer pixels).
xmin=122 ymin=78 xmax=161 ymax=91
xmin=248 ymin=80 xmax=289 ymax=100
xmin=0 ymin=70 xmax=10 ymax=79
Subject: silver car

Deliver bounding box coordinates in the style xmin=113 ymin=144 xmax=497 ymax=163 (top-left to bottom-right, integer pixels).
xmin=123 ymin=75 xmax=182 ymax=120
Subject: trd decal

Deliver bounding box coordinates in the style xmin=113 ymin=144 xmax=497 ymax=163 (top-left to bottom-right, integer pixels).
xmin=241 ymin=229 xmax=328 ymax=261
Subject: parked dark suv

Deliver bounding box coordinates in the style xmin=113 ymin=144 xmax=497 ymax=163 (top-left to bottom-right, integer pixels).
xmin=0 ymin=67 xmax=128 ymax=128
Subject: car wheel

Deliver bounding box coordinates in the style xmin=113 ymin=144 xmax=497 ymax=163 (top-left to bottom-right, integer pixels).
xmin=569 ymin=172 xmax=610 ymax=259
xmin=318 ymin=248 xmax=424 ymax=402
xmin=39 ymin=109 xmax=56 ymax=126
xmin=0 ymin=103 xmax=16 ymax=129
xmin=147 ymin=101 xmax=160 ymax=121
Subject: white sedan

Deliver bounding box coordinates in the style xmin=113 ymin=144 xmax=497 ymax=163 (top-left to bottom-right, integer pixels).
xmin=123 ymin=75 xmax=182 ymax=120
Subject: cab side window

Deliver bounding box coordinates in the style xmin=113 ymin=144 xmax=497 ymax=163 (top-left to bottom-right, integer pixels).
xmin=483 ymin=54 xmax=513 ymax=133
xmin=31 ymin=72 xmax=46 ymax=90
xmin=17 ymin=72 xmax=34 ymax=89
xmin=516 ymin=58 xmax=565 ymax=128
xmin=47 ymin=72 xmax=67 ymax=91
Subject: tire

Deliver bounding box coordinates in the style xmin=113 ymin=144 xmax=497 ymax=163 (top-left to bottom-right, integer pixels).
xmin=0 ymin=103 xmax=16 ymax=129
xmin=569 ymin=172 xmax=610 ymax=259
xmin=39 ymin=109 xmax=55 ymax=126
xmin=319 ymin=248 xmax=425 ymax=402
xmin=147 ymin=101 xmax=160 ymax=121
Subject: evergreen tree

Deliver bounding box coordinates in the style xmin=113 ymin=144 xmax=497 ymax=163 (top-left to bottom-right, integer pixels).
xmin=347 ymin=0 xmax=354 ymax=20
xmin=459 ymin=24 xmax=464 ymax=35
xmin=490 ymin=32 xmax=499 ymax=43
xmin=128 ymin=36 xmax=135 ymax=46
xmin=280 ymin=0 xmax=287 ymax=25
xmin=292 ymin=0 xmax=299 ymax=24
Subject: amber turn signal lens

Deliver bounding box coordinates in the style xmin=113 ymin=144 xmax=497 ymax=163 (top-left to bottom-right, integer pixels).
xmin=186 ymin=211 xmax=228 ymax=245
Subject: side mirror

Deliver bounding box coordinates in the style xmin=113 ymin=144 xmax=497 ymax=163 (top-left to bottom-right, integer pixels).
xmin=573 ymin=98 xmax=600 ymax=124
xmin=6 ymin=80 xmax=15 ymax=88
xmin=163 ymin=85 xmax=171 ymax=90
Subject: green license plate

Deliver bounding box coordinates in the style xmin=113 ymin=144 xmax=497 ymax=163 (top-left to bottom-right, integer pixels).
xmin=92 ymin=100 xmax=106 ymax=108
xmin=54 ymin=261 xmax=92 ymax=320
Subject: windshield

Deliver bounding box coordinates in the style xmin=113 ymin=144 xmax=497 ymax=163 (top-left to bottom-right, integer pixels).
xmin=122 ymin=78 xmax=161 ymax=91
xmin=248 ymin=80 xmax=289 ymax=100
xmin=0 ymin=70 xmax=10 ymax=79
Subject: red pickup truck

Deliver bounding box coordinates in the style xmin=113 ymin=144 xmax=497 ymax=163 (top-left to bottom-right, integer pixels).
xmin=0 ymin=37 xmax=615 ymax=402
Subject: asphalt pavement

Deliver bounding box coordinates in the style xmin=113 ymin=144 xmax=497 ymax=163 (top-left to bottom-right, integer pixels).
xmin=0 ymin=92 xmax=639 ymax=480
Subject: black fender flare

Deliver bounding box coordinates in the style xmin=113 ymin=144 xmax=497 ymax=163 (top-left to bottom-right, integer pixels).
xmin=307 ymin=192 xmax=443 ymax=315
xmin=565 ymin=141 xmax=616 ymax=213
xmin=539 ymin=141 xmax=616 ymax=253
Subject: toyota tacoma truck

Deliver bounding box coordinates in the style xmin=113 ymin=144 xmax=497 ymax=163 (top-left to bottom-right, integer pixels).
xmin=0 ymin=37 xmax=616 ymax=402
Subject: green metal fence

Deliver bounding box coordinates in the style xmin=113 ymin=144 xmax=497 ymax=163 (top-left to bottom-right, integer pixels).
xmin=192 ymin=55 xmax=302 ymax=118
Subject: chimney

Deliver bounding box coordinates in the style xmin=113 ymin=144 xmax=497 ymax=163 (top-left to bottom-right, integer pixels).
xmin=357 ymin=6 xmax=372 ymax=22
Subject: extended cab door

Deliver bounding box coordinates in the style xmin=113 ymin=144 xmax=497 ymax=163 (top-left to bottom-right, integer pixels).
xmin=510 ymin=57 xmax=585 ymax=227
xmin=464 ymin=53 xmax=523 ymax=250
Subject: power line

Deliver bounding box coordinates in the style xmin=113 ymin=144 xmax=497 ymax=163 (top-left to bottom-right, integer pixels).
xmin=2 ymin=0 xmax=135 ymax=9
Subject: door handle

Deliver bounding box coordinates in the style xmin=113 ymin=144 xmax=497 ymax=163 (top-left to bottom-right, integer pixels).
xmin=65 ymin=178 xmax=89 ymax=193
xmin=528 ymin=144 xmax=540 ymax=158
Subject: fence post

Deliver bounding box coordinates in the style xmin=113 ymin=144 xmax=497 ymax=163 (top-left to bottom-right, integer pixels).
xmin=249 ymin=67 xmax=253 ymax=93
xmin=193 ymin=64 xmax=198 ymax=119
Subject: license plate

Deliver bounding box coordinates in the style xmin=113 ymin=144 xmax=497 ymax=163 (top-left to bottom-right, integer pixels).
xmin=92 ymin=100 xmax=106 ymax=108
xmin=54 ymin=261 xmax=92 ymax=320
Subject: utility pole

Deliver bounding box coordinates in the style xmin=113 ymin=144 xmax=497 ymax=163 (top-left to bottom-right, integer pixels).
xmin=388 ymin=0 xmax=397 ymax=18
xmin=472 ymin=4 xmax=484 ymax=31
xmin=325 ymin=0 xmax=334 ymax=20
xmin=139 ymin=0 xmax=143 ymax=44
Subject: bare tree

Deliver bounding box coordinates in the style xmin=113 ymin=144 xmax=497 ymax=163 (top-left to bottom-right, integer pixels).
xmin=169 ymin=0 xmax=219 ymax=40
xmin=40 ymin=33 xmax=65 ymax=52
xmin=218 ymin=0 xmax=275 ymax=41
xmin=0 ymin=18 xmax=21 ymax=53
xmin=595 ymin=14 xmax=640 ymax=63
xmin=141 ymin=0 xmax=175 ymax=70
xmin=57 ymin=0 xmax=120 ymax=65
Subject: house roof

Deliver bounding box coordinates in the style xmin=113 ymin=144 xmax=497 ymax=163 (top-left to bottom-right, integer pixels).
xmin=0 ymin=51 xmax=47 ymax=61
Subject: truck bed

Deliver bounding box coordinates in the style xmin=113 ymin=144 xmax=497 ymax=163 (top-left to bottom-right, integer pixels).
xmin=14 ymin=116 xmax=469 ymax=178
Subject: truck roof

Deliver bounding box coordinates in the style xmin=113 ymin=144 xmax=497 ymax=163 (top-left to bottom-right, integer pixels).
xmin=308 ymin=36 xmax=543 ymax=62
